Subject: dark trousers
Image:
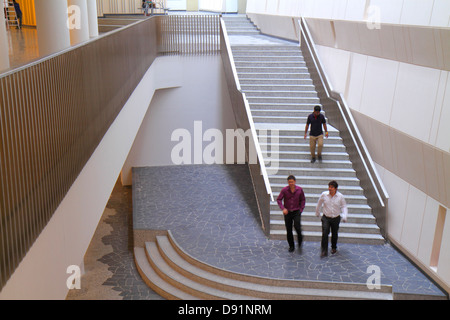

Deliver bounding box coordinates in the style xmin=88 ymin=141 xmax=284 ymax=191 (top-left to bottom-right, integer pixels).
xmin=284 ymin=210 xmax=302 ymax=248
xmin=321 ymin=215 xmax=341 ymax=251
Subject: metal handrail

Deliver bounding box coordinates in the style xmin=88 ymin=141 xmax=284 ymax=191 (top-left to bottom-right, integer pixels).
xmin=219 ymin=18 xmax=273 ymax=235
xmin=298 ymin=17 xmax=389 ymax=237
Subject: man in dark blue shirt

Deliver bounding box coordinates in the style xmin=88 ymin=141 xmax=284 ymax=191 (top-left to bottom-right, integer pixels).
xmin=277 ymin=175 xmax=306 ymax=252
xmin=304 ymin=105 xmax=328 ymax=163
xmin=12 ymin=0 xmax=22 ymax=28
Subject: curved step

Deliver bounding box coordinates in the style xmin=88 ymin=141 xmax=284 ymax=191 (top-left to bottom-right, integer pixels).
xmin=134 ymin=247 xmax=199 ymax=300
xmin=145 ymin=241 xmax=259 ymax=300
xmin=135 ymin=232 xmax=392 ymax=300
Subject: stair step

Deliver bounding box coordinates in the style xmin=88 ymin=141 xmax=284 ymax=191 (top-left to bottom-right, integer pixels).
xmin=258 ymin=134 xmax=343 ymax=147
xmin=237 ymin=66 xmax=310 ymax=73
xmin=270 ymin=230 xmax=386 ymax=245
xmin=238 ymin=72 xmax=313 ymax=79
xmin=234 ymin=56 xmax=306 ymax=62
xmin=262 ymin=150 xmax=349 ymax=161
xmin=134 ymin=247 xmax=200 ymax=300
xmin=248 ymin=97 xmax=321 ymax=104
xmin=270 ymin=220 xmax=381 ymax=234
xmin=270 ymin=211 xmax=376 ymax=223
xmin=265 ymin=159 xmax=355 ymax=169
xmin=155 ymin=235 xmax=387 ymax=299
xmin=146 ymin=241 xmax=259 ymax=300
xmin=270 ymin=201 xmax=372 ymax=213
xmin=242 ymin=84 xmax=315 ymax=91
xmin=268 ymin=167 xmax=356 ymax=178
xmin=236 ymin=61 xmax=307 ymax=68
xmin=245 ymin=90 xmax=319 ymax=98
xmin=136 ymin=233 xmax=391 ymax=299
xmin=241 ymin=79 xmax=314 ymax=86
xmin=268 ymin=175 xmax=359 ymax=186
xmin=261 ymin=144 xmax=346 ymax=154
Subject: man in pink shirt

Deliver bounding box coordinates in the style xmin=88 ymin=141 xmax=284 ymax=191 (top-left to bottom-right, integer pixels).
xmin=277 ymin=175 xmax=306 ymax=252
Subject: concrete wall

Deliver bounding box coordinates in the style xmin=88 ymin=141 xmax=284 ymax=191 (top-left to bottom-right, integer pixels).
xmin=246 ymin=0 xmax=450 ymax=294
xmin=0 ymin=54 xmax=235 ymax=299
xmin=121 ymin=55 xmax=236 ymax=185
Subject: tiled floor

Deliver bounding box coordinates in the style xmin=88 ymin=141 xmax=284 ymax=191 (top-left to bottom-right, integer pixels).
xmin=131 ymin=165 xmax=447 ymax=299
xmin=69 ymin=164 xmax=447 ymax=300
xmin=5 ymin=27 xmax=40 ymax=70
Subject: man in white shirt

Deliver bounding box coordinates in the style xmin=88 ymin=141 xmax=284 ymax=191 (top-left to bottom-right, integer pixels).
xmin=315 ymin=180 xmax=348 ymax=257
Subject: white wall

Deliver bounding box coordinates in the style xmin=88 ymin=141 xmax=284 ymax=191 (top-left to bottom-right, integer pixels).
xmin=121 ymin=55 xmax=236 ymax=184
xmin=199 ymin=0 xmax=238 ymax=12
xmin=0 ymin=54 xmax=237 ymax=299
xmin=0 ymin=56 xmax=182 ymax=299
xmin=246 ymin=0 xmax=450 ymax=293
xmin=167 ymin=0 xmax=187 ymax=11
xmin=246 ymin=0 xmax=450 ymax=27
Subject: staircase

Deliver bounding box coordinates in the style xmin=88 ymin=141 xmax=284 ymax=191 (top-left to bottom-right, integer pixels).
xmin=134 ymin=231 xmax=393 ymax=300
xmin=222 ymin=14 xmax=260 ymax=35
xmin=224 ymin=16 xmax=385 ymax=245
xmin=4 ymin=1 xmax=20 ymax=30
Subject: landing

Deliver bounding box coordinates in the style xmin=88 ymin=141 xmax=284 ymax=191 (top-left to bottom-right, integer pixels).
xmin=132 ymin=164 xmax=447 ymax=299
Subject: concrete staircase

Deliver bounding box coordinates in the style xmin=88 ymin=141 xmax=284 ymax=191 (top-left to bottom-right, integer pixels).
xmin=134 ymin=231 xmax=393 ymax=300
xmin=222 ymin=14 xmax=260 ymax=35
xmin=225 ymin=16 xmax=385 ymax=245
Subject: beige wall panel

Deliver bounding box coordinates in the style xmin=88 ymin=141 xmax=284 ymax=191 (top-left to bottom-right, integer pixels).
xmin=417 ymin=197 xmax=440 ymax=264
xmin=384 ymin=169 xmax=409 ymax=241
xmin=357 ymin=23 xmax=382 ymax=58
xmin=377 ymin=25 xmax=397 ymax=61
xmin=345 ymin=53 xmax=366 ymax=111
xmin=441 ymin=30 xmax=450 ymax=70
xmin=400 ymin=0 xmax=434 ymax=26
xmin=435 ymin=72 xmax=450 ymax=152
xmin=401 ymin=185 xmax=428 ymax=255
xmin=359 ymin=56 xmax=398 ymax=125
xmin=429 ymin=71 xmax=448 ymax=146
xmin=443 ymin=152 xmax=450 ymax=207
xmin=306 ymin=18 xmax=335 ymax=47
xmin=423 ymin=145 xmax=443 ymax=201
xmin=430 ymin=0 xmax=450 ymax=27
xmin=391 ymin=129 xmax=427 ymax=192
xmin=390 ymin=63 xmax=440 ymax=142
xmin=408 ymin=27 xmax=439 ymax=68
xmin=334 ymin=20 xmax=361 ymax=52
xmin=437 ymin=211 xmax=450 ymax=284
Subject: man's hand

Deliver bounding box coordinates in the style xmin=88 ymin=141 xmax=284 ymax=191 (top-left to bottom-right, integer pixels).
xmin=283 ymin=208 xmax=288 ymax=215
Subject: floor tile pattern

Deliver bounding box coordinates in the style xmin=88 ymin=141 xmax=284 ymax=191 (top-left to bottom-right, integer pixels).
xmin=132 ymin=165 xmax=447 ymax=298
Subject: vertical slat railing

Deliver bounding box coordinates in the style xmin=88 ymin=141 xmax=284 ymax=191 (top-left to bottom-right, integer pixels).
xmin=156 ymin=15 xmax=221 ymax=55
xmin=0 ymin=17 xmax=158 ymax=291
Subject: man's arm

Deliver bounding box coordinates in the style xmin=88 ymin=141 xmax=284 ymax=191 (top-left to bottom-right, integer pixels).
xmin=322 ymin=115 xmax=328 ymax=138
xmin=304 ymin=123 xmax=309 ymax=139
xmin=315 ymin=193 xmax=324 ymax=217
xmin=299 ymin=189 xmax=306 ymax=213
xmin=340 ymin=196 xmax=348 ymax=222
xmin=276 ymin=190 xmax=285 ymax=210
xmin=323 ymin=123 xmax=328 ymax=138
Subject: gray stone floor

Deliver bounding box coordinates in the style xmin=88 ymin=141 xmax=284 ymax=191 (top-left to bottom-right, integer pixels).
xmin=67 ymin=164 xmax=447 ymax=300
xmin=132 ymin=164 xmax=447 ymax=299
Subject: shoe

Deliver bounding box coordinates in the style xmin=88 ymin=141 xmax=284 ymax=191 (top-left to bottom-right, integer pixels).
xmin=318 ymin=155 xmax=322 ymax=162
xmin=320 ymin=250 xmax=328 ymax=258
xmin=311 ymin=157 xmax=316 ymax=163
xmin=331 ymin=248 xmax=337 ymax=254
xmin=289 ymin=246 xmax=295 ymax=252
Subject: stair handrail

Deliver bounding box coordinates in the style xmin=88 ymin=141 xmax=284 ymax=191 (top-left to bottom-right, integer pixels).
xmin=219 ymin=17 xmax=274 ymax=235
xmin=298 ymin=17 xmax=389 ymax=237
